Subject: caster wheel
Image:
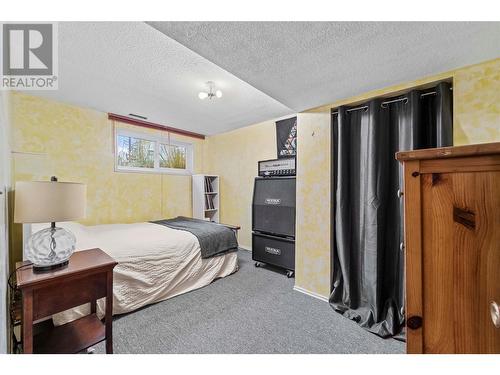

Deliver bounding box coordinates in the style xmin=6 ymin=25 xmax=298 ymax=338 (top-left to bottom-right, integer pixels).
xmin=286 ymin=271 xmax=294 ymax=278
xmin=254 ymin=262 xmax=261 ymax=268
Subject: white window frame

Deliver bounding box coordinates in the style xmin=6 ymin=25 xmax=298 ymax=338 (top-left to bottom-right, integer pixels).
xmin=115 ymin=128 xmax=194 ymax=175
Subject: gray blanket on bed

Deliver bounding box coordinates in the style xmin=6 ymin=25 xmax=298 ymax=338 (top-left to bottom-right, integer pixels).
xmin=151 ymin=217 xmax=238 ymax=259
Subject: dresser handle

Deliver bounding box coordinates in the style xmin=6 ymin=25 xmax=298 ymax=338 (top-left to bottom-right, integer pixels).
xmin=491 ymin=301 xmax=500 ymax=328
xmin=407 ymin=315 xmax=423 ymax=330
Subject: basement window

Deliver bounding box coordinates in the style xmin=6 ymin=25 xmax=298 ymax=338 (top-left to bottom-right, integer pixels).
xmin=159 ymin=143 xmax=187 ymax=169
xmin=117 ymin=134 xmax=155 ymax=169
xmin=115 ymin=129 xmax=193 ymax=175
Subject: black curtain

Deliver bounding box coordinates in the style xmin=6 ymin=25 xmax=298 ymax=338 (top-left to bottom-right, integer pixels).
xmin=329 ymin=82 xmax=453 ymax=338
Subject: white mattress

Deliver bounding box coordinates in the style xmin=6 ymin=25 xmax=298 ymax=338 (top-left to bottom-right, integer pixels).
xmin=31 ymin=221 xmax=238 ymax=326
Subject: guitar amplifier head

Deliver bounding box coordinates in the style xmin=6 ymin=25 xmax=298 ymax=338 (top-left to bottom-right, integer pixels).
xmin=258 ymin=157 xmax=296 ymax=177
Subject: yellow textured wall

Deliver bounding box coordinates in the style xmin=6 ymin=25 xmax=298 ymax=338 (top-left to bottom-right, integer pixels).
xmin=295 ymin=58 xmax=500 ymax=298
xmin=294 ymin=112 xmax=331 ymax=297
xmin=9 ymin=92 xmax=205 ymax=264
xmin=204 ymin=119 xmax=279 ymax=249
xmin=454 ymin=59 xmax=500 ymax=145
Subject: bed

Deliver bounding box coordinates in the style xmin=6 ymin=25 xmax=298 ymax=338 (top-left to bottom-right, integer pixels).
xmin=29 ymin=219 xmax=239 ymax=326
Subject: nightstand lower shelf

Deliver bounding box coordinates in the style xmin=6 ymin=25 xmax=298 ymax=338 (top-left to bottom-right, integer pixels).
xmin=33 ymin=314 xmax=105 ymax=354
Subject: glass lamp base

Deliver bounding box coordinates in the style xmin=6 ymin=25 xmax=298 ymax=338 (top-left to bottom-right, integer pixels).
xmin=26 ymin=226 xmax=76 ymax=271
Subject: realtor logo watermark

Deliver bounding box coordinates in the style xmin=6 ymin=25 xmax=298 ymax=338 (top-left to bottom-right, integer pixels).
xmin=1 ymin=23 xmax=58 ymax=90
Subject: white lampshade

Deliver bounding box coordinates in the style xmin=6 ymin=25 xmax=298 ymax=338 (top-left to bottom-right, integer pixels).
xmin=14 ymin=180 xmax=87 ymax=223
xmin=198 ymin=91 xmax=208 ymax=100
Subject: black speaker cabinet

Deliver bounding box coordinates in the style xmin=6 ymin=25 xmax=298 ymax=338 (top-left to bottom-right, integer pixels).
xmin=252 ymin=177 xmax=296 ymax=238
xmin=252 ymin=233 xmax=295 ymax=271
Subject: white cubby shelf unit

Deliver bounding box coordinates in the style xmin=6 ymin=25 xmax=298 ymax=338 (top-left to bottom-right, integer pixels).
xmin=192 ymin=174 xmax=219 ymax=222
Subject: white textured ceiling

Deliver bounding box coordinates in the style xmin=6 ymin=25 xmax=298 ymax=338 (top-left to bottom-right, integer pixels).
xmin=149 ymin=22 xmax=500 ymax=111
xmin=31 ymin=22 xmax=293 ymax=135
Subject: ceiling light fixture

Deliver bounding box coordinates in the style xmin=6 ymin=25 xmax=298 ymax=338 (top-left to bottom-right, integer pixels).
xmin=198 ymin=81 xmax=222 ymax=100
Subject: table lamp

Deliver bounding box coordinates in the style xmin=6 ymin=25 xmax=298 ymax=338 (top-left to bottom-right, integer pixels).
xmin=14 ymin=176 xmax=87 ymax=272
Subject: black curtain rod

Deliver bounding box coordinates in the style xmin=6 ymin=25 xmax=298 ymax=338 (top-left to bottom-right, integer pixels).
xmin=332 ymin=86 xmax=452 ymax=115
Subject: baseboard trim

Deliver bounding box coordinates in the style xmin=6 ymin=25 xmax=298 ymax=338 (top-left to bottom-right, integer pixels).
xmin=293 ymin=285 xmax=329 ymax=303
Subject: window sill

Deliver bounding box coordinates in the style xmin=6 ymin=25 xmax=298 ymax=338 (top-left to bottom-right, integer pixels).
xmin=114 ymin=167 xmax=193 ymax=176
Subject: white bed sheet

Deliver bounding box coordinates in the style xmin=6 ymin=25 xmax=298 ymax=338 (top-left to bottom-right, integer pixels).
xmin=31 ymin=221 xmax=238 ymax=326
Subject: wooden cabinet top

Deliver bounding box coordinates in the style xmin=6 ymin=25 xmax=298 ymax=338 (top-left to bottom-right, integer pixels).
xmin=396 ymin=142 xmax=500 ymax=162
xmin=16 ymin=248 xmax=117 ymax=289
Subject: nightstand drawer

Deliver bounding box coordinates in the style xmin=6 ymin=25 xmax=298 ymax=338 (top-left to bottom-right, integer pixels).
xmin=32 ymin=271 xmax=108 ymax=321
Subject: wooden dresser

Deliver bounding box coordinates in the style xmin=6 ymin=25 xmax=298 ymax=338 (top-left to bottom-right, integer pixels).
xmin=397 ymin=142 xmax=500 ymax=354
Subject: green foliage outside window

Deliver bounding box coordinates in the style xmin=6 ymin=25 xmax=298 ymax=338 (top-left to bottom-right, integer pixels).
xmin=159 ymin=144 xmax=186 ymax=169
xmin=117 ymin=135 xmax=155 ymax=168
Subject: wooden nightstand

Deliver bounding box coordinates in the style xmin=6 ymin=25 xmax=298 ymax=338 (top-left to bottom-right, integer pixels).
xmin=16 ymin=248 xmax=117 ymax=354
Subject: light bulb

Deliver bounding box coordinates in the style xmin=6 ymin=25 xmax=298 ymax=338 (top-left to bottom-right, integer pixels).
xmin=198 ymin=92 xmax=208 ymax=100
xmin=215 ymin=90 xmax=222 ymax=98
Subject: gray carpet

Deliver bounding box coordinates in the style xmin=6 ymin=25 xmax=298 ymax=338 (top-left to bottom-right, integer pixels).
xmin=95 ymin=250 xmax=404 ymax=354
